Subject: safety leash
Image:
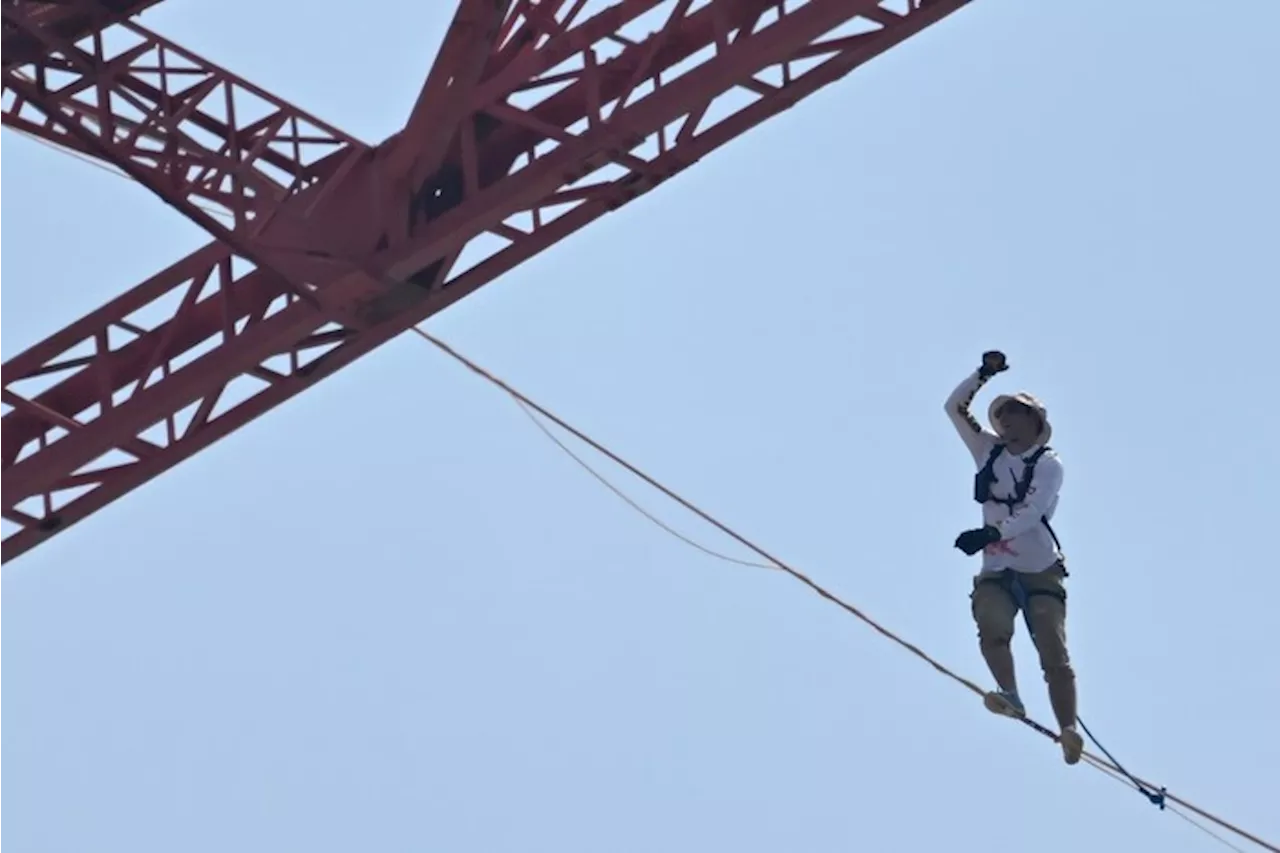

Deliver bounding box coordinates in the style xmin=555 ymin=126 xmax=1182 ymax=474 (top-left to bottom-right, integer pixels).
xmin=1007 ymin=574 xmax=1167 ymax=810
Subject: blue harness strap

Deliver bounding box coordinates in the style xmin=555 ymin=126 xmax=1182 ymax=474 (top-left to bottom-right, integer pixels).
xmin=1002 ymin=572 xmax=1167 ymax=809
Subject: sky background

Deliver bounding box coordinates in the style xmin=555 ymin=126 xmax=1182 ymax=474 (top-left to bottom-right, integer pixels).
xmin=3 ymin=1 xmax=1278 ymax=851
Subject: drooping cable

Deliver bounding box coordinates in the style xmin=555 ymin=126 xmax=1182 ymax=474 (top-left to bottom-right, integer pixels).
xmin=410 ymin=325 xmax=1278 ymax=853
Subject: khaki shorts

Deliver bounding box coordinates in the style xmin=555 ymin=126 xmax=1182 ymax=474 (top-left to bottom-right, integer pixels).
xmin=970 ymin=562 xmax=1070 ymax=672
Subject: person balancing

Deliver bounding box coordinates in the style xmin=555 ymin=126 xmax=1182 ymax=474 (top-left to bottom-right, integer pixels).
xmin=945 ymin=350 xmax=1083 ymax=765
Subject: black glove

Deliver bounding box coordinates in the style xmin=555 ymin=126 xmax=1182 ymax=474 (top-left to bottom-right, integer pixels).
xmin=955 ymin=525 xmax=1001 ymax=556
xmin=977 ymin=350 xmax=1008 ymax=379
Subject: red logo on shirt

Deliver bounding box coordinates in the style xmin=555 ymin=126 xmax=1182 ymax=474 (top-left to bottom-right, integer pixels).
xmin=985 ymin=539 xmax=1019 ymax=556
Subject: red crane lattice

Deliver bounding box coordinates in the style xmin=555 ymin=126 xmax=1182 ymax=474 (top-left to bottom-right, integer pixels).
xmin=1 ymin=0 xmax=973 ymax=562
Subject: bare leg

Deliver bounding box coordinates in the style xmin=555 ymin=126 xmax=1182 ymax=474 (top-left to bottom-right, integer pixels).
xmin=1045 ymin=666 xmax=1078 ymax=731
xmin=1026 ymin=592 xmax=1082 ymax=764
xmin=981 ymin=637 xmax=1019 ymax=695
xmin=971 ymin=580 xmax=1020 ymax=701
xmin=1027 ymin=596 xmax=1077 ymax=729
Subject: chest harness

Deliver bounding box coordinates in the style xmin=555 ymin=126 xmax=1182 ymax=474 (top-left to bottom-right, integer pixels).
xmin=973 ymin=443 xmax=1067 ymax=603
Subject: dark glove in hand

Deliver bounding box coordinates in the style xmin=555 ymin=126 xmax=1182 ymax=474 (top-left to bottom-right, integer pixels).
xmin=955 ymin=525 xmax=1001 ymax=556
xmin=978 ymin=350 xmax=1008 ymax=379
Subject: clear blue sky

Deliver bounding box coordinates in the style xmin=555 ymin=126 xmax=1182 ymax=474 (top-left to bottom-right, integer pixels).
xmin=4 ymin=1 xmax=1278 ymax=851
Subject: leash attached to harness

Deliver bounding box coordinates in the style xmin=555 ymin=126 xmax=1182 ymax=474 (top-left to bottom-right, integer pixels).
xmin=975 ymin=445 xmax=1165 ymax=809
xmin=998 ymin=571 xmax=1167 ymax=810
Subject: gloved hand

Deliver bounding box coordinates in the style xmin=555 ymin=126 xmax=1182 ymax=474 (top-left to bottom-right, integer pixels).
xmin=955 ymin=525 xmax=1001 ymax=556
xmin=978 ymin=350 xmax=1008 ymax=379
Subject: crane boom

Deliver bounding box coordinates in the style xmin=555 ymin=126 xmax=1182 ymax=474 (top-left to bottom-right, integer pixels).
xmin=1 ymin=0 xmax=973 ymax=560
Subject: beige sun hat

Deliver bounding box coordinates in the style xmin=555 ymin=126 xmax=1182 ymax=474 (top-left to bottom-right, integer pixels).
xmin=988 ymin=392 xmax=1052 ymax=445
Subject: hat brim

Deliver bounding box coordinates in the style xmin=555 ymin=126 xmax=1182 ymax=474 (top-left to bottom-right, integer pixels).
xmin=989 ymin=394 xmax=1052 ymax=446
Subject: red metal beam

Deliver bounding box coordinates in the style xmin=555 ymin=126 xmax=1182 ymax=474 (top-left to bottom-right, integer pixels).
xmin=2 ymin=21 xmax=363 ymax=207
xmin=1 ymin=0 xmax=167 ymax=69
xmin=384 ymin=0 xmax=516 ymax=181
xmin=1 ymin=0 xmax=974 ymax=560
xmin=0 ymin=13 xmax=372 ymax=315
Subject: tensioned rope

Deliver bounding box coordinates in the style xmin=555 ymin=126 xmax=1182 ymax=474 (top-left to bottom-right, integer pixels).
xmin=11 ymin=121 xmax=1272 ymax=852
xmin=409 ymin=327 xmax=1278 ymax=853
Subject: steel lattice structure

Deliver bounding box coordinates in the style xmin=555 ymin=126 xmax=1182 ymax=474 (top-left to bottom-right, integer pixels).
xmin=1 ymin=0 xmax=972 ymax=561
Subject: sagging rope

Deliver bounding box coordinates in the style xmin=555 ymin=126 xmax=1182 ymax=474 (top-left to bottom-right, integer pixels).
xmin=409 ymin=325 xmax=1279 ymax=853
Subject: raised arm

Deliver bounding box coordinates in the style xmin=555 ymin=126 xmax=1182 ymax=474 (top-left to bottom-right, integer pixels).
xmin=944 ymin=365 xmax=1000 ymax=463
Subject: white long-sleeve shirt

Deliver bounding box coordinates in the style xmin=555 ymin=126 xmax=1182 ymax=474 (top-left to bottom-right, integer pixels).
xmin=945 ymin=370 xmax=1064 ymax=575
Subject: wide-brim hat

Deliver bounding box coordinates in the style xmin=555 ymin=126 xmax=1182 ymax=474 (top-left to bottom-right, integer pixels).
xmin=989 ymin=392 xmax=1052 ymax=446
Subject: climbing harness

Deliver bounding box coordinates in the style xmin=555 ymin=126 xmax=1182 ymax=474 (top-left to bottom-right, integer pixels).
xmin=973 ymin=443 xmax=1061 ymax=549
